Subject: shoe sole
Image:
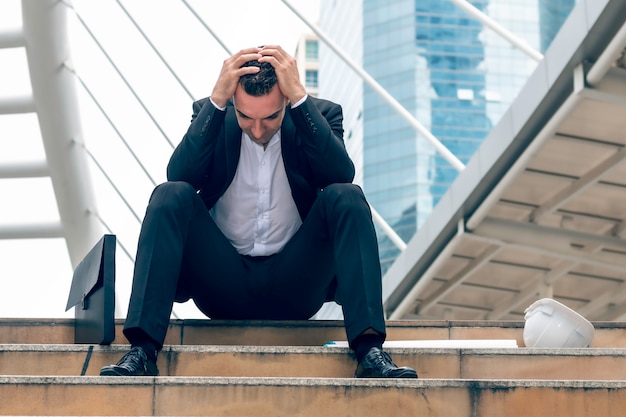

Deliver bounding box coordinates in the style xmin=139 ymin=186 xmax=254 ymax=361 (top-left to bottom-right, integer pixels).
xmin=389 ymin=369 xmax=418 ymax=378
xmin=355 ymin=369 xmax=418 ymax=378
xmin=99 ymin=366 xmax=131 ymax=376
xmin=99 ymin=366 xmax=158 ymax=377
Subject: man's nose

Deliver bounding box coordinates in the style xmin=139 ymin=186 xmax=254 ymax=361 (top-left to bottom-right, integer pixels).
xmin=252 ymin=120 xmax=263 ymax=138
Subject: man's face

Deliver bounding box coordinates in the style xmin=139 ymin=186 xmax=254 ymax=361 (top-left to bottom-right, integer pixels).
xmin=233 ymin=85 xmax=287 ymax=147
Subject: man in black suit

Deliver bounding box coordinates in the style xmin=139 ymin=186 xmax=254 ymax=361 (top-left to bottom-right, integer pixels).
xmin=100 ymin=45 xmax=417 ymax=379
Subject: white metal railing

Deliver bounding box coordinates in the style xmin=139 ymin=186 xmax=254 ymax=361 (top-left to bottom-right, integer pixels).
xmin=282 ymin=0 xmax=466 ymax=175
xmin=450 ymin=0 xmax=543 ymax=62
xmin=8 ymin=1 xmax=547 ymax=319
xmin=282 ymin=0 xmax=544 ymax=250
xmin=64 ymin=0 xmax=546 ymax=260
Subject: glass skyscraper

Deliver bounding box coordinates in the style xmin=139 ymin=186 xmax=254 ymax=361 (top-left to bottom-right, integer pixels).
xmin=319 ymin=0 xmax=576 ymax=274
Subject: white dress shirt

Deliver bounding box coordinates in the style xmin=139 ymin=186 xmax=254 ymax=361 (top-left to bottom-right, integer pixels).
xmin=211 ymin=130 xmax=302 ymax=256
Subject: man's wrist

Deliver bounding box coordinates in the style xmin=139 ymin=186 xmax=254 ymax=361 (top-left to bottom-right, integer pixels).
xmin=210 ymin=96 xmax=227 ymax=111
xmin=290 ymin=94 xmax=308 ymax=109
xmin=288 ymin=88 xmax=307 ymax=106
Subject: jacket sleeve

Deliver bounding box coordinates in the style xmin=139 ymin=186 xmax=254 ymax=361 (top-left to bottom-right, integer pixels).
xmin=289 ymin=97 xmax=355 ymax=187
xmin=166 ymin=98 xmax=225 ymax=188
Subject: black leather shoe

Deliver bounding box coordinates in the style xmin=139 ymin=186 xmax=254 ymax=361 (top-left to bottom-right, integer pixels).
xmin=100 ymin=346 xmax=159 ymax=376
xmin=355 ymin=347 xmax=417 ymax=378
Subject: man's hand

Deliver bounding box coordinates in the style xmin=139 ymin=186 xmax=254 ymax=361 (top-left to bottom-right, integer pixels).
xmin=258 ymin=45 xmax=307 ymax=105
xmin=211 ymin=47 xmax=262 ymax=108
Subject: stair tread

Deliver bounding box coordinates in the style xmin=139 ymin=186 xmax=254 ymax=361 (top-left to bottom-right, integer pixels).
xmin=2 ymin=321 xmax=626 ymax=416
xmin=4 ymin=375 xmax=626 ymax=388
xmin=2 ymin=343 xmax=626 ymax=381
xmin=4 ymin=375 xmax=624 ymax=417
xmin=3 ymin=343 xmax=626 ymax=355
xmin=2 ymin=318 xmax=624 ymax=348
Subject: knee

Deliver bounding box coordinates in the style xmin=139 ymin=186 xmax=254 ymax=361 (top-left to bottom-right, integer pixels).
xmin=323 ymin=183 xmax=366 ymax=200
xmin=147 ymin=181 xmax=198 ymax=214
xmin=321 ymin=183 xmax=369 ymax=212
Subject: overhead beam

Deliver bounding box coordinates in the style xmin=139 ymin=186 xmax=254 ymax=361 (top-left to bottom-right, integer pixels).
xmin=0 ymin=95 xmax=36 ymax=114
xmin=417 ymin=244 xmax=502 ymax=316
xmin=579 ymin=288 xmax=624 ymax=318
xmin=385 ymin=220 xmax=466 ymax=320
xmin=471 ymin=217 xmax=626 ymax=273
xmin=0 ymin=222 xmax=63 ymax=239
xmin=0 ymin=160 xmax=49 ymax=178
xmin=487 ymin=258 xmax=580 ymax=319
xmin=466 ymin=68 xmax=585 ymax=230
xmin=0 ymin=27 xmax=25 ymax=49
xmin=530 ymin=144 xmax=626 ymax=223
xmin=596 ymin=300 xmax=626 ymax=321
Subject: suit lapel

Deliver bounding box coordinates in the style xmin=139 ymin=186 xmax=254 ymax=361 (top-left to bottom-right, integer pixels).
xmin=223 ymin=104 xmax=296 ymax=185
xmin=281 ymin=108 xmax=296 ymax=173
xmin=224 ymin=107 xmax=242 ymax=183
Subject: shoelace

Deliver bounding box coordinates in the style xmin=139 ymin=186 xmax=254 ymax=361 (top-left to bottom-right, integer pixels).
xmin=369 ymin=349 xmax=397 ymax=371
xmin=117 ymin=347 xmax=147 ymax=370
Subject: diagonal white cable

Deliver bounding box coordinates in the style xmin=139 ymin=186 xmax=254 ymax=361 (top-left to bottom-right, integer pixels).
xmin=115 ymin=0 xmax=196 ymax=101
xmin=64 ymin=62 xmax=157 ymax=187
xmin=180 ymin=0 xmax=232 ymax=55
xmin=89 ymin=210 xmax=135 ymax=263
xmin=281 ymin=0 xmax=465 ymax=173
xmin=79 ymin=142 xmax=143 ymax=224
xmin=370 ymin=205 xmax=407 ymax=251
xmin=63 ymin=2 xmax=176 ymax=149
xmin=89 ymin=209 xmax=182 ymax=320
xmin=450 ymin=0 xmax=543 ymax=62
xmin=281 ymin=0 xmax=465 ymax=250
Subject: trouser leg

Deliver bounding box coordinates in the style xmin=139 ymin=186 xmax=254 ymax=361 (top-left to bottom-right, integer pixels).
xmin=123 ymin=181 xmax=386 ymax=348
xmin=122 ymin=181 xmax=229 ymax=346
xmin=124 ymin=180 xmax=275 ymax=346
xmin=267 ymin=183 xmax=386 ymax=345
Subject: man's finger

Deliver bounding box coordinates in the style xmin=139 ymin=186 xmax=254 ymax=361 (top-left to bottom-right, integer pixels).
xmin=237 ymin=66 xmax=260 ymax=76
xmin=258 ymin=46 xmax=286 ymax=60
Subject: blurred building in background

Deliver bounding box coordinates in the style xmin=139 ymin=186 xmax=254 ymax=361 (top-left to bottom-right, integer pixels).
xmin=319 ymin=0 xmax=576 ymax=274
xmin=295 ymin=34 xmax=320 ymax=98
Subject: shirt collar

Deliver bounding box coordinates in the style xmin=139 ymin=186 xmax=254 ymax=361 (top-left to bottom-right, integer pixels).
xmin=243 ymin=129 xmax=282 ymax=151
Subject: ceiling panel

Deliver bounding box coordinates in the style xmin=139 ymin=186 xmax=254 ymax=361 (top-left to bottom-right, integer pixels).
xmin=383 ymin=0 xmax=626 ymax=324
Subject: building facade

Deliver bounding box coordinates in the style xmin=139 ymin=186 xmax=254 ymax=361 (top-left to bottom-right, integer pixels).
xmin=319 ymin=0 xmax=576 ymax=274
xmin=295 ymin=34 xmax=320 ymax=98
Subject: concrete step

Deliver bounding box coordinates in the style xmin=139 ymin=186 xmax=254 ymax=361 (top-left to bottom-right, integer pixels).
xmin=2 ymin=344 xmax=626 ymax=381
xmin=2 ymin=319 xmax=626 ymax=416
xmin=2 ymin=318 xmax=626 ymax=347
xmin=1 ymin=375 xmax=624 ymax=417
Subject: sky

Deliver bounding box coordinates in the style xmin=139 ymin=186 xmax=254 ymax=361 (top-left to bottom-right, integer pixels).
xmin=0 ymin=0 xmax=322 ymax=319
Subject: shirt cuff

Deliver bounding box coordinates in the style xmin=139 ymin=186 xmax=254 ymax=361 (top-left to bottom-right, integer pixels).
xmin=209 ymin=97 xmax=226 ymax=111
xmin=291 ymin=95 xmax=308 ymax=109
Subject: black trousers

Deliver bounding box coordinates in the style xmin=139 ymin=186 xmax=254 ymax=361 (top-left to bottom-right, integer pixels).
xmin=123 ymin=181 xmax=386 ymax=348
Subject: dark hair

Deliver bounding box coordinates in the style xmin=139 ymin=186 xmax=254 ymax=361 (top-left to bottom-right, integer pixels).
xmin=239 ymin=60 xmax=277 ymax=96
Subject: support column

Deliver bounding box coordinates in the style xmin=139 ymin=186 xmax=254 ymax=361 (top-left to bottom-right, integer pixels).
xmin=21 ymin=0 xmax=102 ymax=267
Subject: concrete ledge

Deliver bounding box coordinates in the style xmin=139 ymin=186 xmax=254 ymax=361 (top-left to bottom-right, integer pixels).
xmin=2 ymin=343 xmax=626 ymax=380
xmin=1 ymin=376 xmax=626 ymax=417
xmin=1 ymin=318 xmax=625 ymax=348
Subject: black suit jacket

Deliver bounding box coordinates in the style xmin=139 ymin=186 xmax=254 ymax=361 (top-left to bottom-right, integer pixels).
xmin=167 ymin=95 xmax=355 ymax=220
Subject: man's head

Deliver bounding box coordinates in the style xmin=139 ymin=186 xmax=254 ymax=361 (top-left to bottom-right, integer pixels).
xmin=239 ymin=60 xmax=277 ymax=96
xmin=233 ymin=60 xmax=287 ymax=148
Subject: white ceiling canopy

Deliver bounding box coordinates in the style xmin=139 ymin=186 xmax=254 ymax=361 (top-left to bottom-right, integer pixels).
xmin=383 ymin=0 xmax=626 ymax=322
